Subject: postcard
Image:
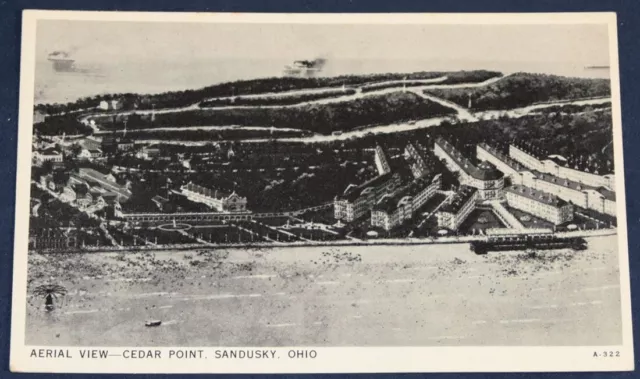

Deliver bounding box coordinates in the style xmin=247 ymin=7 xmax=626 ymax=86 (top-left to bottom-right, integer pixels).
xmin=10 ymin=10 xmax=634 ymax=373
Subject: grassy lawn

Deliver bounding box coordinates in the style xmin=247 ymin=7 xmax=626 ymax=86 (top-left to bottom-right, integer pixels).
xmin=458 ymin=209 xmax=506 ymax=234
xmin=504 ymin=206 xmax=555 ymax=230
xmin=297 ymin=207 xmax=336 ymax=225
xmin=287 ymin=227 xmax=342 ymax=241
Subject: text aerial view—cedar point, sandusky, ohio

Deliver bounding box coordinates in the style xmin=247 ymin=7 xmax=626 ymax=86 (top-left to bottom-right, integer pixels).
xmin=11 ymin=11 xmax=634 ymax=372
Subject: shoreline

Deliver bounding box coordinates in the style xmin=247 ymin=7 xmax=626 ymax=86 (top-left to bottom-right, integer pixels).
xmin=25 ymin=233 xmax=622 ymax=347
xmin=30 ymin=228 xmax=617 ymax=255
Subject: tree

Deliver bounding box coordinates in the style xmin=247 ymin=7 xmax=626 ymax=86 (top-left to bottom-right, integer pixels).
xmin=32 ymin=284 xmax=67 ymax=311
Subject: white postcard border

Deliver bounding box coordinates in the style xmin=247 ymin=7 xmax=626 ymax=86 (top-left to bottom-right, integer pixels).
xmin=9 ymin=10 xmax=635 ymax=373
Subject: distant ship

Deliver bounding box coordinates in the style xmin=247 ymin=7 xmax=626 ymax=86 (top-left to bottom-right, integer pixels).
xmin=48 ymin=51 xmax=75 ymax=72
xmin=283 ymin=58 xmax=326 ymax=78
xmin=584 ymin=65 xmax=610 ymax=70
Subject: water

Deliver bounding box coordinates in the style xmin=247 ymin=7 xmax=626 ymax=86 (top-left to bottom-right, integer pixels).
xmin=26 ymin=235 xmax=622 ymax=346
xmin=35 ymin=58 xmax=611 ymax=105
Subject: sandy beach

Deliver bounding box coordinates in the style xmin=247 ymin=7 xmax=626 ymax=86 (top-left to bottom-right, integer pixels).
xmin=24 ymin=234 xmax=622 ymax=347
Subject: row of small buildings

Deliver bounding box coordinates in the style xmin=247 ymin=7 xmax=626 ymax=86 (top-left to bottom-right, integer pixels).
xmin=40 ymin=168 xmax=132 ymax=210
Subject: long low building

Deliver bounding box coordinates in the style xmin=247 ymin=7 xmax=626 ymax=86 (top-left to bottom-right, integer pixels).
xmin=509 ymin=144 xmax=615 ymax=190
xmin=75 ymin=168 xmax=131 ymax=202
xmin=334 ymin=172 xmax=401 ymax=222
xmin=181 ymin=182 xmax=249 ymax=213
xmin=476 ymin=143 xmax=616 ymax=217
xmin=520 ymin=170 xmax=616 ymax=217
xmin=405 ymin=142 xmax=435 ymax=179
xmin=374 ymin=144 xmax=392 ymax=176
xmin=436 ymin=185 xmax=479 ymax=230
xmin=119 ymin=211 xmax=254 ymax=223
xmin=371 ymin=173 xmax=442 ymax=231
xmin=505 ymin=184 xmax=574 ymax=225
xmin=476 ymin=143 xmax=527 ymax=182
xmin=434 ymin=138 xmax=504 ymax=200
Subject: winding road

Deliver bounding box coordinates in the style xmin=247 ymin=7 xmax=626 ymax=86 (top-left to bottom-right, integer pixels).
xmin=81 ymin=72 xmax=612 ymax=146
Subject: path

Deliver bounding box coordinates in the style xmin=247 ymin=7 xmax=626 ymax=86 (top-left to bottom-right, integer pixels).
xmin=488 ymin=200 xmax=525 ymax=230
xmin=81 ymin=75 xmax=498 ymax=126
xmin=412 ymin=90 xmax=478 ymax=122
xmin=94 ymin=95 xmax=612 ymax=147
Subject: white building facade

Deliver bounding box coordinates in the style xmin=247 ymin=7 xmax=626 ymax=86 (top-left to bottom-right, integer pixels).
xmin=505 ymin=184 xmax=574 ymax=225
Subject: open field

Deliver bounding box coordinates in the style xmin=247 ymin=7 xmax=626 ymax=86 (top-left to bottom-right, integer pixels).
xmin=25 ymin=235 xmax=621 ymax=347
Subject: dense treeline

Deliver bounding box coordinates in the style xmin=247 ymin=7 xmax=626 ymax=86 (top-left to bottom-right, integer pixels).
xmin=437 ymin=70 xmax=502 ymax=84
xmin=34 ymin=114 xmax=92 ymax=136
xmin=430 ymin=110 xmax=615 ymax=174
xmin=35 ymin=70 xmax=501 ymax=115
xmin=360 ymin=70 xmax=500 ymax=92
xmin=200 ymin=88 xmax=357 ymax=107
xmin=34 ymin=94 xmax=140 ymax=115
xmin=105 ymin=128 xmax=309 ymax=142
xmin=101 ymin=92 xmax=456 ymax=135
xmin=425 ymin=73 xmax=611 ymax=111
xmin=532 ymin=101 xmax=611 ymax=114
xmin=361 ymin=81 xmax=437 ymax=93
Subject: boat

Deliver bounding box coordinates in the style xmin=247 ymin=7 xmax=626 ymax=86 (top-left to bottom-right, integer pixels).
xmin=145 ymin=320 xmax=162 ymax=327
xmin=282 ymin=58 xmax=326 ymax=78
xmin=470 ymin=236 xmax=587 ymax=255
xmin=48 ymin=51 xmax=75 ymax=72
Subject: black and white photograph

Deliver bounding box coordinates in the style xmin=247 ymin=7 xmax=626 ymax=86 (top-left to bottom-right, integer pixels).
xmin=10 ymin=11 xmax=633 ymax=373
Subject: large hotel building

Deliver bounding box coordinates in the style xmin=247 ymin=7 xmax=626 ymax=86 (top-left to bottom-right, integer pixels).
xmin=509 ymin=144 xmax=615 ymax=190
xmin=434 ymin=138 xmax=504 ymax=199
xmin=479 ymin=142 xmax=616 ymax=217
xmin=476 ymin=143 xmax=527 ymax=183
xmin=180 ymin=182 xmax=249 ymax=212
xmin=436 ymin=185 xmax=479 ymax=230
xmin=334 ymin=172 xmax=402 ymax=222
xmin=505 ymin=184 xmax=574 ymax=225
xmin=520 ymin=170 xmax=615 ymax=216
xmin=371 ymin=173 xmax=442 ymax=231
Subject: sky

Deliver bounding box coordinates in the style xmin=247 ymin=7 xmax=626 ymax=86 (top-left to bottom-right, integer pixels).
xmin=34 ymin=20 xmax=611 ymax=66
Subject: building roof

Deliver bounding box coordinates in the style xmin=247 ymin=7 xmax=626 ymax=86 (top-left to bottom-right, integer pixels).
xmin=77 ymin=168 xmax=131 ymax=200
xmin=40 ymin=148 xmax=61 ymax=156
xmin=529 ymin=170 xmax=615 ymax=201
xmin=182 ymin=182 xmax=243 ymax=200
xmin=406 ymin=142 xmax=438 ymax=176
xmin=439 ymin=185 xmax=477 ymax=214
xmin=337 ymin=172 xmax=398 ymax=202
xmin=151 ymin=195 xmax=169 ymax=203
xmin=102 ymin=192 xmax=119 ymax=199
xmin=102 ymin=136 xmax=117 ymax=144
xmin=505 ymin=184 xmax=569 ymax=208
xmin=597 ymin=187 xmax=616 ymax=202
xmin=373 ymin=173 xmax=440 ymax=213
xmin=510 ymin=143 xmax=545 ymax=160
xmin=478 ymin=143 xmax=527 ymax=172
xmin=512 ymin=143 xmax=613 ymax=176
xmin=435 ymin=138 xmax=504 ymax=181
xmin=475 ymin=161 xmax=504 ymax=180
xmin=73 ymin=183 xmax=89 ymax=196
